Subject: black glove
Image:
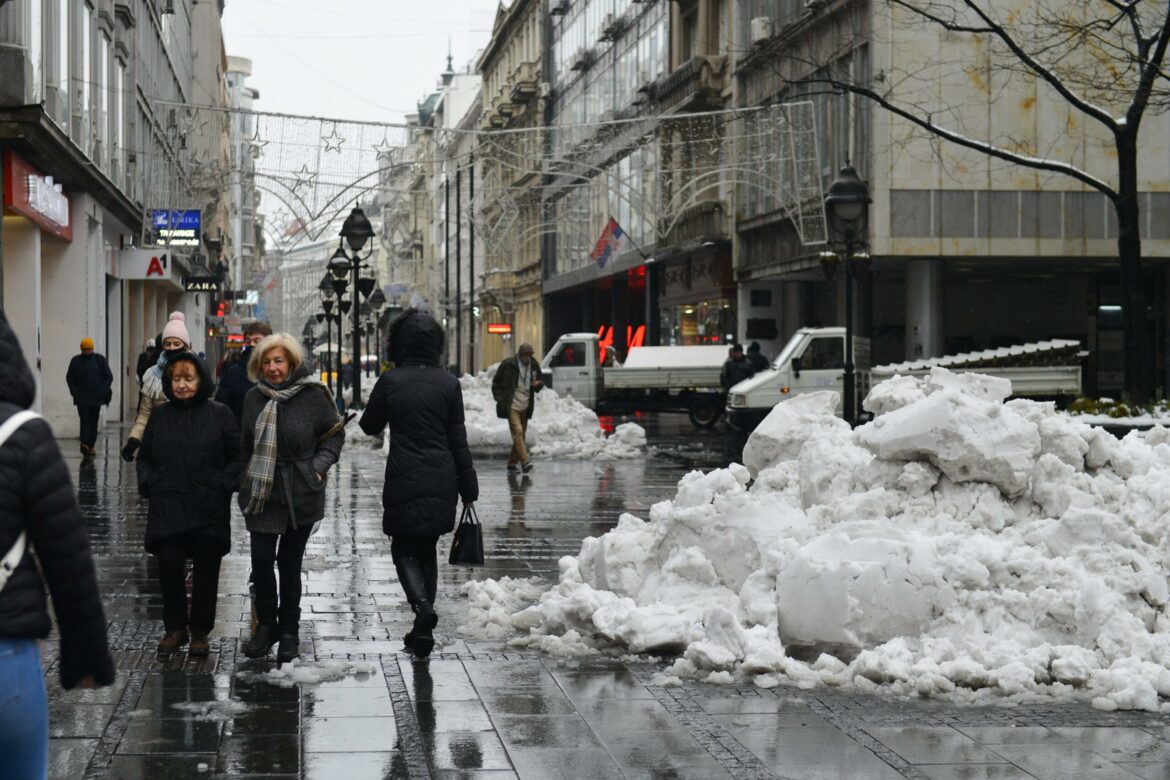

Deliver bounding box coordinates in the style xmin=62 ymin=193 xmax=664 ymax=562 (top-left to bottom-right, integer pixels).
xmin=121 ymin=438 xmax=140 ymax=462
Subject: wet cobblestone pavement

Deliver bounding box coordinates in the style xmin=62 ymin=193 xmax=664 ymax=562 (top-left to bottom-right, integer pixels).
xmin=43 ymin=418 xmax=1170 ymax=779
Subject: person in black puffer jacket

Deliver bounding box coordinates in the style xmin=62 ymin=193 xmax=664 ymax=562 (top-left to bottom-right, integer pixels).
xmin=360 ymin=309 xmax=478 ymax=658
xmin=137 ymin=351 xmax=240 ymax=657
xmin=0 ymin=308 xmax=115 ymax=778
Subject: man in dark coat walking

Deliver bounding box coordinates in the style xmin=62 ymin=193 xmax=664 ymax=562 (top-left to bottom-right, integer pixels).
xmin=215 ymin=320 xmax=272 ymax=422
xmin=721 ymin=343 xmax=756 ymax=394
xmin=491 ymin=343 xmax=542 ymax=473
xmin=746 ymin=341 xmax=770 ymax=373
xmin=66 ymin=337 xmax=113 ymax=457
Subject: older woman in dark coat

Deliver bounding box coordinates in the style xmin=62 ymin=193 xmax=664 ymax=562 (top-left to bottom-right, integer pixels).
xmin=239 ymin=333 xmax=344 ymax=663
xmin=137 ymin=351 xmax=239 ymax=656
xmin=360 ymin=310 xmax=478 ymax=657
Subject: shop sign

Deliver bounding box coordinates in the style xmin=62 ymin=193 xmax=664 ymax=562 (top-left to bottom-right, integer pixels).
xmin=486 ymin=323 xmax=512 ymax=334
xmin=119 ymin=249 xmax=177 ymax=282
xmin=1 ymin=150 xmax=72 ymax=240
xmin=150 ymin=209 xmax=201 ymax=247
xmin=184 ymin=276 xmax=219 ymax=292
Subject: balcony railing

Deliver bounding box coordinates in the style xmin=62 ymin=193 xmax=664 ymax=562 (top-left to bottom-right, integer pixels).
xmin=509 ymin=61 xmax=540 ymax=104
xmin=655 ymin=55 xmax=727 ymax=114
xmin=657 ymin=199 xmax=730 ymax=254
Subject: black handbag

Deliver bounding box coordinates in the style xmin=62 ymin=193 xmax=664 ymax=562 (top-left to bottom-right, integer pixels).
xmin=449 ymin=504 xmax=485 ymax=567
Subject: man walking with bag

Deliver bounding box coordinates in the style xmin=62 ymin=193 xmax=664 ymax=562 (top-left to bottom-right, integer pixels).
xmin=491 ymin=343 xmax=542 ymax=473
xmin=66 ymin=337 xmax=113 ymax=458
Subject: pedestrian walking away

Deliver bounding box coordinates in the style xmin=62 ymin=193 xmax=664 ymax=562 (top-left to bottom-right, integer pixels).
xmin=746 ymin=341 xmax=770 ymax=374
xmin=215 ymin=320 xmax=273 ymax=423
xmin=66 ymin=337 xmax=113 ymax=458
xmin=135 ymin=338 xmax=157 ymax=385
xmin=0 ymin=308 xmax=115 ymax=779
xmin=360 ymin=309 xmax=478 ymax=657
xmin=720 ymin=342 xmax=756 ymax=394
xmin=491 ymin=342 xmax=542 ymax=473
xmin=239 ymin=333 xmax=344 ymax=664
xmin=123 ymin=311 xmax=191 ymax=462
xmin=136 ymin=351 xmax=240 ymax=656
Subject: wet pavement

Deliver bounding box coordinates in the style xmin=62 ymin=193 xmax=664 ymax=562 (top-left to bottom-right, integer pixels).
xmin=44 ymin=415 xmax=1170 ymax=778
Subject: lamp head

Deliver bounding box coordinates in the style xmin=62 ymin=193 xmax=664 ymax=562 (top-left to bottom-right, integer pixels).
xmin=340 ymin=206 xmax=375 ymax=252
xmin=368 ymin=287 xmax=386 ymax=310
xmin=824 ymin=163 xmax=871 ymax=236
xmin=318 ymin=271 xmax=336 ymax=301
xmin=328 ymin=245 xmax=351 ymax=280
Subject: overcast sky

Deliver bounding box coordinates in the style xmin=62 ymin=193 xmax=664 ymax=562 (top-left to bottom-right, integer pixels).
xmin=221 ymin=0 xmax=502 ymax=125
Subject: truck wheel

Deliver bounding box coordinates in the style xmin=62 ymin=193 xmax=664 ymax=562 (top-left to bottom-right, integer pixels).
xmin=688 ymin=398 xmax=721 ymax=428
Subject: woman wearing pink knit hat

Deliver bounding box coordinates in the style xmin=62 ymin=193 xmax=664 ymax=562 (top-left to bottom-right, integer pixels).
xmin=122 ymin=312 xmax=190 ymax=462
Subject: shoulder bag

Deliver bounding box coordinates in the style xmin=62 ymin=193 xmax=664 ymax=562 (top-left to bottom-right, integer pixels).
xmin=449 ymin=503 xmax=485 ymax=567
xmin=0 ymin=410 xmax=43 ymax=592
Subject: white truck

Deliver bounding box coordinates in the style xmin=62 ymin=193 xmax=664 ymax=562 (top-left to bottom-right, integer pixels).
xmin=539 ymin=332 xmax=730 ymax=426
xmin=726 ymin=327 xmax=1085 ymax=430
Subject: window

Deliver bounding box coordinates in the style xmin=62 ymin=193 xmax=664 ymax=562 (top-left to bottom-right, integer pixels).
xmin=802 ymin=337 xmax=844 ymax=370
xmin=549 ymin=341 xmax=588 ymax=368
xmin=29 ymin=0 xmax=43 ymax=102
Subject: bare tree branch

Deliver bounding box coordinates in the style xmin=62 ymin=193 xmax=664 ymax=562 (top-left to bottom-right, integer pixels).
xmin=1125 ymin=4 xmax=1170 ymax=129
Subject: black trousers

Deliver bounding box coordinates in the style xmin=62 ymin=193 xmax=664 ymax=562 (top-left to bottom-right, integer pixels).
xmin=77 ymin=405 xmax=99 ymax=448
xmin=155 ymin=536 xmax=224 ymax=633
xmin=250 ymin=524 xmax=313 ymax=628
xmin=391 ymin=535 xmax=439 ymax=606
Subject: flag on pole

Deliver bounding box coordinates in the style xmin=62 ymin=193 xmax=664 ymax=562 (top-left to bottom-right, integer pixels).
xmin=590 ymin=217 xmax=626 ymax=269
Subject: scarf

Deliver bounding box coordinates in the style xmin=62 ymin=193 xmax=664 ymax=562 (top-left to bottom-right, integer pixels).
xmin=242 ymin=373 xmax=321 ymax=515
xmin=140 ymin=350 xmax=175 ymax=400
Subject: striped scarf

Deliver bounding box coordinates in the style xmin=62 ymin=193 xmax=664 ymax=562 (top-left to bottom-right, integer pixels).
xmin=140 ymin=350 xmax=175 ymax=400
xmin=242 ymin=374 xmax=321 ymax=515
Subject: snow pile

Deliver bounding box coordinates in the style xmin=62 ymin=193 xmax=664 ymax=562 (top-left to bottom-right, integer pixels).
xmin=459 ymin=365 xmax=646 ymax=459
xmin=237 ymin=659 xmax=378 ymax=687
xmin=465 ymin=367 xmax=1170 ymax=710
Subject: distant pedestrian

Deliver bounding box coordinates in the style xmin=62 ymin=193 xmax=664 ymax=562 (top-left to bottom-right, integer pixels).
xmin=746 ymin=341 xmax=770 ymax=373
xmin=136 ymin=352 xmax=239 ymax=656
xmin=135 ymin=338 xmax=157 ymax=384
xmin=360 ymin=310 xmax=478 ymax=658
xmin=240 ymin=334 xmax=344 ymax=664
xmin=122 ymin=312 xmax=190 ymax=462
xmin=0 ymin=308 xmax=116 ymax=778
xmin=216 ymin=321 xmax=273 ymax=423
xmin=721 ymin=343 xmax=756 ymax=392
xmin=491 ymin=342 xmax=542 ymax=473
xmin=66 ymin=337 xmax=113 ymax=458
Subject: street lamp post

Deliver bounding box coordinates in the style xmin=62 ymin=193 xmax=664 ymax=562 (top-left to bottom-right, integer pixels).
xmin=329 ymin=206 xmax=376 ymax=409
xmin=368 ymin=286 xmax=386 ymax=375
xmin=821 ymin=162 xmax=871 ymax=426
xmin=318 ymin=272 xmax=337 ymax=394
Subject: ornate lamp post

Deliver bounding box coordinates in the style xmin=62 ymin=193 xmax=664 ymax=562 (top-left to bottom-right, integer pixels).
xmin=317 ymin=272 xmax=337 ymax=394
xmin=821 ymin=162 xmax=871 ymax=426
xmin=328 ymin=206 xmax=376 ymax=408
xmin=368 ymin=286 xmax=386 ymax=374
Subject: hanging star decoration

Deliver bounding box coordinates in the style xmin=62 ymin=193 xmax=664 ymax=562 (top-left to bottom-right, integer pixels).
xmin=291 ymin=164 xmax=318 ymax=192
xmin=322 ymin=125 xmax=346 ymax=153
xmin=248 ymin=128 xmax=269 ymax=158
xmin=373 ymin=135 xmax=396 ymax=163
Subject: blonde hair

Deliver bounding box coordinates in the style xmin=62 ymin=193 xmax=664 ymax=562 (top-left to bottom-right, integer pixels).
xmin=247 ymin=333 xmax=305 ymax=382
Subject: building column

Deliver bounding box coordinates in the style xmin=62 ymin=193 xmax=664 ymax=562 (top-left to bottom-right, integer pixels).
xmin=781 ymin=281 xmax=804 ymax=343
xmin=905 ymin=259 xmax=944 ymax=360
xmin=2 ymin=216 xmax=42 ymax=411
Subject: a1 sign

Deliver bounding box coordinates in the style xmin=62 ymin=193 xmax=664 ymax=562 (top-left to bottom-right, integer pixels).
xmin=119 ymin=249 xmax=173 ymax=281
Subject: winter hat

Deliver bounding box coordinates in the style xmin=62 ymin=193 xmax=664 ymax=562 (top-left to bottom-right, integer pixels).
xmin=161 ymin=311 xmax=191 ymax=347
xmin=146 ymin=338 xmax=155 ymax=348
xmin=80 ymin=337 xmax=95 ymax=350
xmin=518 ymin=343 xmax=534 ymax=355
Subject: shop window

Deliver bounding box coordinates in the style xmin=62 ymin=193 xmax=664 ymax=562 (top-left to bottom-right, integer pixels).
xmin=662 ymin=298 xmax=736 ymax=345
xmin=803 ymin=337 xmax=844 ymax=370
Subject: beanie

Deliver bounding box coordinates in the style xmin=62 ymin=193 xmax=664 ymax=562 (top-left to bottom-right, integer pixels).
xmin=80 ymin=337 xmax=95 ymax=350
xmin=161 ymin=311 xmax=191 ymax=347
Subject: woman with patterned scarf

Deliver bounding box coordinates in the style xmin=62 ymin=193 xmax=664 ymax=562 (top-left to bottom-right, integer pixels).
xmin=238 ymin=333 xmax=344 ymax=664
xmin=121 ymin=311 xmax=190 ymax=462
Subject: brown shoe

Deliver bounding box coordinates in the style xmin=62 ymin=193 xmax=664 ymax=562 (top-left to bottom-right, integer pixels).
xmin=157 ymin=629 xmax=189 ymax=654
xmin=189 ymin=631 xmax=210 ymax=657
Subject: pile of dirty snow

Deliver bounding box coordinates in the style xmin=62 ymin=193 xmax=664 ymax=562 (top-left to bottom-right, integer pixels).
xmin=237 ymin=659 xmax=378 ymax=688
xmin=459 ymin=365 xmax=646 ymax=459
xmin=463 ymin=367 xmax=1170 ymax=711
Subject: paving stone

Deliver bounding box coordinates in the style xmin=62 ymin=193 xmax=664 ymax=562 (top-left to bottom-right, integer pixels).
xmin=865 ymin=727 xmax=1009 ymax=765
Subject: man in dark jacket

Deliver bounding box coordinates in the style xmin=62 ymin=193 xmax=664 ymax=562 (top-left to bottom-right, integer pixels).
xmin=0 ymin=309 xmax=115 ymax=772
xmin=360 ymin=310 xmax=478 ymax=658
xmin=721 ymin=343 xmax=756 ymax=393
xmin=491 ymin=343 xmax=542 ymax=473
xmin=746 ymin=341 xmax=770 ymax=373
xmin=135 ymin=338 xmax=157 ymax=384
xmin=66 ymin=337 xmax=114 ymax=457
xmin=215 ymin=320 xmax=272 ymax=422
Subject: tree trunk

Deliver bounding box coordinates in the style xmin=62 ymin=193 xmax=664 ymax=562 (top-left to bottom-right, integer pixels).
xmin=1116 ymin=133 xmax=1148 ymax=403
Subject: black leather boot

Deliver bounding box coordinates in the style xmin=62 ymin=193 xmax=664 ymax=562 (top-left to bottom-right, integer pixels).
xmin=396 ymin=557 xmax=438 ymax=657
xmin=277 ymin=626 xmax=299 ymax=664
xmin=411 ymin=602 xmax=438 ymax=658
xmin=243 ymin=622 xmax=279 ymax=658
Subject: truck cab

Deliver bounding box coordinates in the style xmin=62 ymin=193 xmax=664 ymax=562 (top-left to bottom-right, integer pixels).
xmin=726 ymin=327 xmax=870 ymax=429
xmin=539 ymin=333 xmax=603 ymax=408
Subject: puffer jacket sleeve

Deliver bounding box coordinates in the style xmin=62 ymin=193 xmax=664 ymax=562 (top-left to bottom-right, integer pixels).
xmin=447 ymin=383 xmax=479 ymax=503
xmin=136 ymin=412 xmax=159 ymax=498
xmin=358 ymin=375 xmax=388 ymax=437
xmin=20 ymin=419 xmax=115 ymax=689
xmin=128 ymin=392 xmax=157 ymax=441
xmin=217 ymin=404 xmax=241 ymax=491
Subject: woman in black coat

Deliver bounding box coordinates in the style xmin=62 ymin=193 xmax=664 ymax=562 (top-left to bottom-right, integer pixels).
xmin=137 ymin=351 xmax=240 ymax=656
xmin=0 ymin=308 xmax=115 ymax=777
xmin=360 ymin=310 xmax=478 ymax=657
